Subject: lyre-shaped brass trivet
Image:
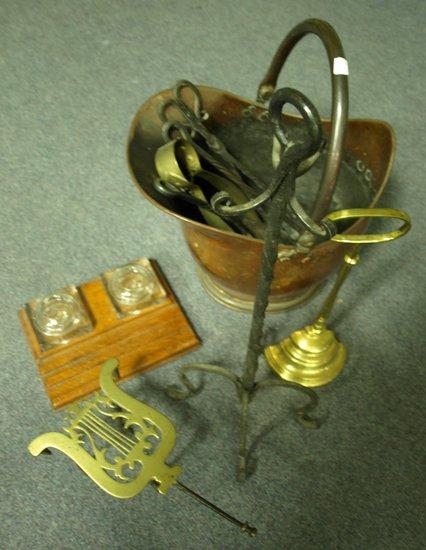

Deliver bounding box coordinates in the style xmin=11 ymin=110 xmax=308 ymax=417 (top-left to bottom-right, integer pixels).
xmin=28 ymin=358 xmax=257 ymax=537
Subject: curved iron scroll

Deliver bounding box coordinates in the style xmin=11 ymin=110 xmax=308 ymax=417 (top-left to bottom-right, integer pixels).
xmin=210 ymin=86 xmax=335 ymax=240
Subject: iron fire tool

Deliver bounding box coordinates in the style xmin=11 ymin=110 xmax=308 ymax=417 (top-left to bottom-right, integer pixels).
xmin=29 ymin=359 xmax=257 ymax=537
xmin=159 ymin=85 xmax=329 ymax=479
xmin=154 ymin=79 xmax=323 ymax=241
xmin=154 ymin=85 xmax=410 ymax=480
xmin=155 ymin=18 xmax=350 ymax=238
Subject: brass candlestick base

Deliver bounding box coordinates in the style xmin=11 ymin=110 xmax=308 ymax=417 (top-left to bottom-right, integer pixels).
xmin=265 ymin=318 xmax=346 ymax=387
xmin=265 ymin=244 xmax=359 ymax=389
xmin=266 ymin=207 xmax=411 ymax=389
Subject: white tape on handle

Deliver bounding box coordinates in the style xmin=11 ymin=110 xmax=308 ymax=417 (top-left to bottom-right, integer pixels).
xmin=333 ymin=57 xmax=349 ymax=76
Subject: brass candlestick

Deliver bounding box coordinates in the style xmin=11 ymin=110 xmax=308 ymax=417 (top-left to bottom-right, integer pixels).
xmin=265 ymin=245 xmax=360 ymax=387
xmin=265 ymin=207 xmax=411 ymax=387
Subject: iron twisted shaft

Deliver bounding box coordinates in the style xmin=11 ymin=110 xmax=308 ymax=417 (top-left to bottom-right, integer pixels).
xmin=166 ymin=87 xmax=324 ymax=481
xmin=241 ymin=170 xmax=295 ymax=391
xmin=241 ymin=87 xmax=323 ymax=391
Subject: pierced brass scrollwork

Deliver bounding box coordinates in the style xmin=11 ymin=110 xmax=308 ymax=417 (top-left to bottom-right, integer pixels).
xmin=29 ymin=359 xmax=257 ymax=537
xmin=29 ymin=358 xmax=181 ymax=497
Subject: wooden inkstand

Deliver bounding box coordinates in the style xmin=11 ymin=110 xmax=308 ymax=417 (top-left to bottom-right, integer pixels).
xmin=19 ymin=259 xmax=200 ymax=409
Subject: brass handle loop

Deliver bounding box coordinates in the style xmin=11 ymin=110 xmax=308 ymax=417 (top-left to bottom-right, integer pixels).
xmin=325 ymin=208 xmax=411 ymax=244
xmin=257 ymin=18 xmax=349 ymax=222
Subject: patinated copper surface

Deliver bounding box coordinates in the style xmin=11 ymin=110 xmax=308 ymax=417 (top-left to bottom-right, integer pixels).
xmin=127 ymin=85 xmax=395 ymax=307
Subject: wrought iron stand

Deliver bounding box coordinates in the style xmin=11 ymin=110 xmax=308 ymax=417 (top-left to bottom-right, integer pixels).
xmin=167 ymin=88 xmax=331 ymax=480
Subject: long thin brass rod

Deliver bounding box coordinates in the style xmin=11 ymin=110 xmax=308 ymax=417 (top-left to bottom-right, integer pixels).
xmin=83 ymin=420 xmax=133 ymax=453
xmin=176 ymin=481 xmax=257 ymax=537
xmin=86 ymin=411 xmax=136 ymax=447
xmin=79 ymin=419 xmax=131 ymax=455
xmin=317 ymin=244 xmax=361 ymax=323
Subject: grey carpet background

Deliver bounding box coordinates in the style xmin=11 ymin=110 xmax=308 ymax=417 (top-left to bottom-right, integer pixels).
xmin=1 ymin=1 xmax=425 ymax=548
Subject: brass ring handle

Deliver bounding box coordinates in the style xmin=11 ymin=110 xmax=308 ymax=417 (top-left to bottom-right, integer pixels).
xmin=326 ymin=208 xmax=411 ymax=244
xmin=257 ymin=19 xmax=349 ymax=222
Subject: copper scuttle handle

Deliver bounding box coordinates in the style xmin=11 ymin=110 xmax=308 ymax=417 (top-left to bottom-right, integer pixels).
xmin=257 ymin=18 xmax=349 ymax=222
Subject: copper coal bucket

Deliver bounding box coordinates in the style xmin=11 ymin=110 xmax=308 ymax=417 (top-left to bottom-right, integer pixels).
xmin=127 ymin=20 xmax=395 ymax=312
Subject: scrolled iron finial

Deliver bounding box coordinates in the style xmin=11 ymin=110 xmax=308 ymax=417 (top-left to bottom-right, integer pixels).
xmin=211 ymin=86 xmax=333 ymax=242
xmin=256 ymin=18 xmax=349 ymax=221
xmin=211 ymin=85 xmax=324 ymax=218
